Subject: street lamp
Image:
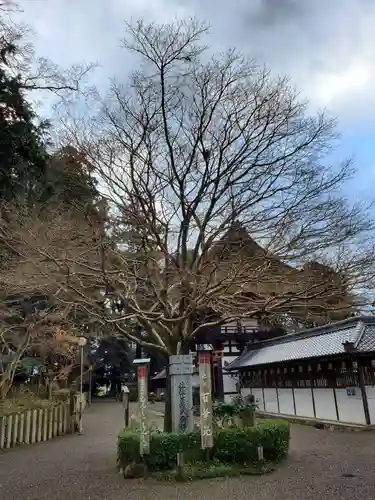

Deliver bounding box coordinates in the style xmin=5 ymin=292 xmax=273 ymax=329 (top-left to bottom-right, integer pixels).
xmin=78 ymin=336 xmax=87 ymax=434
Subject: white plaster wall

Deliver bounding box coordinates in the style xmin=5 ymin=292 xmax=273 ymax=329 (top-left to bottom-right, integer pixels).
xmin=335 ymin=388 xmax=366 ymax=425
xmin=294 ymin=388 xmax=314 ymax=418
xmin=192 ymin=374 xmax=200 ymax=388
xmin=278 ymin=388 xmax=295 ymax=415
xmin=366 ymin=386 xmax=375 ymax=425
xmin=251 ymin=388 xmax=265 ymax=411
xmin=241 ymin=387 xmax=251 ymax=398
xmin=313 ymin=389 xmax=337 ymax=421
xmin=223 ymin=344 xmax=240 ymax=355
xmin=222 ymin=355 xmax=239 ymax=402
xmin=263 ymin=388 xmax=279 ymax=413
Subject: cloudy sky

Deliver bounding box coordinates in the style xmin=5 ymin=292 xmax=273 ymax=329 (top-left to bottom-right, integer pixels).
xmin=14 ymin=0 xmax=375 ymax=202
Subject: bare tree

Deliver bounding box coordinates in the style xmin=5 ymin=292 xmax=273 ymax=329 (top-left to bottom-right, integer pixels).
xmin=0 ymin=0 xmax=95 ymax=100
xmin=3 ymin=19 xmax=375 ymax=427
xmin=63 ymin=19 xmax=374 ymax=340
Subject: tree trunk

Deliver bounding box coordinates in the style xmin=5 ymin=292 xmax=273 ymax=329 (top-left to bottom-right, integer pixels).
xmin=163 ymin=362 xmax=172 ymax=432
xmin=0 ymin=379 xmax=10 ymax=400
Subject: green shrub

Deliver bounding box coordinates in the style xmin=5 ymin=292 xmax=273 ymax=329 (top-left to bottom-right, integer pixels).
xmin=213 ymin=420 xmax=289 ymax=463
xmin=117 ymin=419 xmax=289 ymax=471
xmin=213 ymin=394 xmax=258 ymax=427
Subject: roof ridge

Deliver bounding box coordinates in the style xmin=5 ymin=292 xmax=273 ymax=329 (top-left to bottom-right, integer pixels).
xmin=227 ymin=319 xmax=373 ymax=371
xmin=354 ymin=321 xmax=366 ymax=349
xmin=247 ymin=319 xmax=373 ymax=351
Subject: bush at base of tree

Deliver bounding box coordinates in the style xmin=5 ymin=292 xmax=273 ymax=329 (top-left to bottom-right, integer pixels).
xmin=117 ymin=419 xmax=290 ymax=474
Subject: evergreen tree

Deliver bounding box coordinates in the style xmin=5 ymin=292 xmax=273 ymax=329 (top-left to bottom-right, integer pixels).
xmin=0 ymin=37 xmax=49 ymax=202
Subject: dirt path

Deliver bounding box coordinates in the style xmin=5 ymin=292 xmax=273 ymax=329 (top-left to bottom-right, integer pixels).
xmin=1 ymin=400 xmax=375 ymax=500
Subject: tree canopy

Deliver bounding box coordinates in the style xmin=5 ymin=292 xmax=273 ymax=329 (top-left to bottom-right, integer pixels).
xmin=4 ymin=18 xmax=373 ymax=363
xmin=0 ymin=36 xmax=49 ymax=202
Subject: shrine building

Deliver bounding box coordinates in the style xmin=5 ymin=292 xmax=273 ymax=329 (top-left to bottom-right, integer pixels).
xmin=227 ymin=316 xmax=375 ymax=426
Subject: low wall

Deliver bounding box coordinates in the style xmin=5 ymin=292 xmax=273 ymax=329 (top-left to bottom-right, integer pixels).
xmin=242 ymin=386 xmax=374 ymax=426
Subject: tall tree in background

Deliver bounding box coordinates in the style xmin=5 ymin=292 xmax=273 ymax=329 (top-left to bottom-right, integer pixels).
xmin=0 ymin=0 xmax=94 ymax=205
xmin=44 ymin=147 xmax=99 ymax=211
xmin=0 ymin=36 xmax=49 ymax=202
xmin=4 ymin=19 xmax=375 ymax=428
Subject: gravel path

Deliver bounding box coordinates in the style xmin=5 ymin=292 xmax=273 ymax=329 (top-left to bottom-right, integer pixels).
xmin=1 ymin=400 xmax=375 ymax=500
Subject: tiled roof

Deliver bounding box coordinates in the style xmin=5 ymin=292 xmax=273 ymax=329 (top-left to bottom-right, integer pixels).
xmin=227 ymin=317 xmax=375 ymax=370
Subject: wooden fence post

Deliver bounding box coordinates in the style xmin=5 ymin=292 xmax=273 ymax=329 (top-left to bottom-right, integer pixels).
xmin=5 ymin=414 xmax=12 ymax=448
xmin=36 ymin=409 xmax=43 ymax=442
xmin=24 ymin=411 xmax=31 ymax=444
xmin=0 ymin=402 xmax=83 ymax=449
xmin=12 ymin=413 xmax=19 ymax=446
xmin=53 ymin=406 xmax=58 ymax=437
xmin=48 ymin=408 xmax=53 ymax=440
xmin=18 ymin=412 xmax=25 ymax=444
xmin=30 ymin=410 xmax=37 ymax=444
xmin=42 ymin=408 xmax=48 ymax=442
xmin=0 ymin=416 xmax=6 ymax=448
xmin=59 ymin=405 xmax=64 ymax=434
xmin=63 ymin=403 xmax=68 ymax=433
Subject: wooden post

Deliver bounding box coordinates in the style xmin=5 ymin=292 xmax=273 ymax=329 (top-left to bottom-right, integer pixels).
xmin=332 ymin=388 xmax=340 ymax=421
xmin=198 ymin=351 xmax=214 ymax=453
xmin=30 ymin=410 xmax=37 ymax=444
xmin=59 ymin=405 xmax=64 ymax=434
xmin=18 ymin=412 xmax=25 ymax=444
xmin=136 ymin=361 xmax=150 ymax=456
xmin=36 ymin=409 xmax=43 ymax=442
xmin=0 ymin=416 xmax=6 ymax=449
xmin=42 ymin=409 xmax=48 ymax=441
xmin=122 ymin=388 xmax=130 ymax=427
xmin=64 ymin=402 xmax=69 ymax=433
xmin=24 ymin=410 xmax=31 ymax=444
xmin=48 ymin=408 xmax=53 ymax=440
xmin=5 ymin=414 xmax=13 ymax=448
xmin=12 ymin=413 xmax=19 ymax=446
xmin=88 ymin=368 xmax=92 ymax=406
xmin=291 ymin=386 xmax=297 ymax=415
xmin=359 ymin=365 xmax=371 ymax=425
xmin=53 ymin=406 xmax=58 ymax=437
xmin=176 ymin=452 xmax=185 ymax=480
xmin=309 ymin=372 xmax=316 ymax=418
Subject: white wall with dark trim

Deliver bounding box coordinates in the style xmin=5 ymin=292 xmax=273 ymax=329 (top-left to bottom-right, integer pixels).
xmin=241 ymin=385 xmax=373 ymax=425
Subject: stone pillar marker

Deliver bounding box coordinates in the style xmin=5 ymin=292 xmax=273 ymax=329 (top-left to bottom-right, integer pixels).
xmin=170 ymin=354 xmax=194 ymax=433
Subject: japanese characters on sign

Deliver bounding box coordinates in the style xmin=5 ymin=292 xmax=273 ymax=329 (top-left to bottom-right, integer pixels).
xmin=199 ymin=352 xmax=214 ymax=449
xmin=169 ymin=355 xmax=194 ymax=433
xmin=137 ymin=364 xmax=150 ymax=455
xmin=178 ymin=380 xmax=188 ymax=432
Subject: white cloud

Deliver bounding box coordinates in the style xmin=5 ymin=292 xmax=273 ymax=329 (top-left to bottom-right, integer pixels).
xmin=307 ymin=63 xmax=373 ymax=106
xmin=12 ymin=0 xmax=375 ymax=123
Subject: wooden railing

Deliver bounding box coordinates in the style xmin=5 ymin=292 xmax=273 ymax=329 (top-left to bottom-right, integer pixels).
xmin=0 ymin=392 xmax=89 ymax=450
xmin=0 ymin=402 xmax=71 ymax=449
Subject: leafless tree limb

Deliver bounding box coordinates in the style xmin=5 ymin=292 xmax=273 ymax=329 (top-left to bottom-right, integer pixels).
xmin=4 ymin=19 xmax=375 ymax=356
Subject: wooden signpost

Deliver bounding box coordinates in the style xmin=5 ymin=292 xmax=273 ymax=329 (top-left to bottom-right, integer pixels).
xmin=198 ymin=351 xmax=214 ymax=450
xmin=134 ymin=358 xmax=150 ymax=456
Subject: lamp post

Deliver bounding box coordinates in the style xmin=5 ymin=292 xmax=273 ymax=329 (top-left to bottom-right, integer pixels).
xmin=88 ymin=366 xmax=92 ymax=406
xmin=78 ymin=336 xmax=87 ymax=434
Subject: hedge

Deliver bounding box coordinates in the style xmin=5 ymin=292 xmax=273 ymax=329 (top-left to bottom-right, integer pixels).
xmin=117 ymin=419 xmax=290 ymax=471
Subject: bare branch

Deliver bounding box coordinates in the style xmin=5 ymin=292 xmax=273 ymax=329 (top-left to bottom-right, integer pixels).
xmin=6 ymin=19 xmax=375 ymax=356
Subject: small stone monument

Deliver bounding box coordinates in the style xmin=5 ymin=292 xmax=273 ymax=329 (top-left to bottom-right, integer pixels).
xmin=169 ymin=354 xmax=194 ymax=433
